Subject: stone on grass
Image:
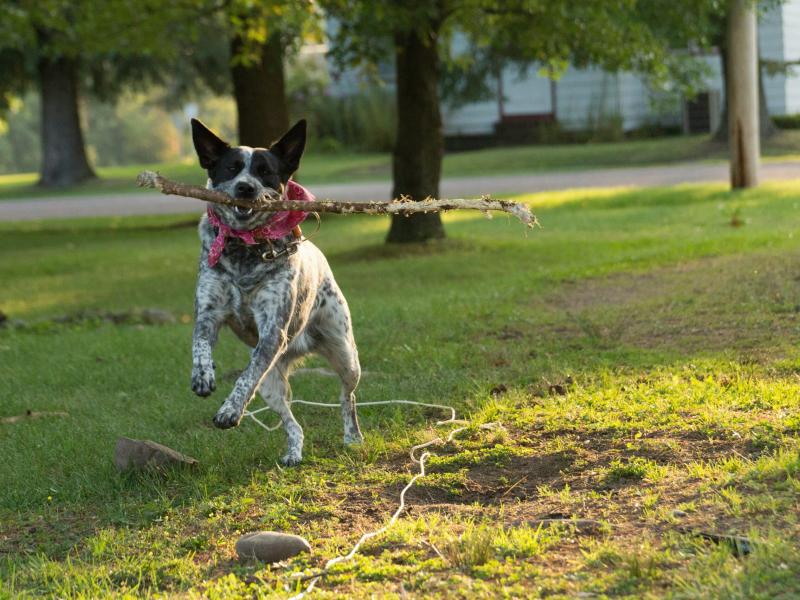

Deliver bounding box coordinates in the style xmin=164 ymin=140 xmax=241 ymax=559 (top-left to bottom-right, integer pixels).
xmin=235 ymin=531 xmax=311 ymax=563
xmin=114 ymin=437 xmax=198 ymax=471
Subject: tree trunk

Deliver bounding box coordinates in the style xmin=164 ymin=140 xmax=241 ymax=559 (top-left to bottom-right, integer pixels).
xmin=37 ymin=56 xmax=95 ymax=187
xmin=386 ymin=28 xmax=446 ymax=243
xmin=231 ymin=34 xmax=290 ymax=147
xmin=714 ymin=45 xmax=776 ymax=142
xmin=727 ymin=0 xmax=760 ymax=189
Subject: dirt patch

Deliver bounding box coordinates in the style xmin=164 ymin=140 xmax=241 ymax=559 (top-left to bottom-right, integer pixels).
xmin=1 ymin=410 xmax=69 ymax=425
xmin=0 ymin=510 xmax=100 ymax=558
xmin=544 ymin=250 xmax=800 ymax=355
xmin=393 ymin=424 xmax=750 ymax=507
xmin=264 ymin=426 xmax=757 ymax=600
xmin=312 ymin=415 xmax=781 ymax=589
xmin=2 ymin=307 xmax=184 ymax=332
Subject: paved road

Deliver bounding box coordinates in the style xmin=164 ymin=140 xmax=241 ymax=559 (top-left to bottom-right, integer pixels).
xmin=2 ymin=160 xmax=799 ymax=221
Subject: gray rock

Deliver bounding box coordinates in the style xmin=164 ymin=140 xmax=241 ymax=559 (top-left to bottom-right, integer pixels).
xmin=671 ymin=509 xmax=688 ymax=518
xmin=114 ymin=437 xmax=198 ymax=471
xmin=235 ymin=531 xmax=311 ymax=563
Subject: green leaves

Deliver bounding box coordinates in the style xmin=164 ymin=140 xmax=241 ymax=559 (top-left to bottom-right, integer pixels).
xmin=322 ymin=0 xmax=736 ymax=96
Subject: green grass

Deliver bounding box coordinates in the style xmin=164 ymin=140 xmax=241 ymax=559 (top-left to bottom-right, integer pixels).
xmin=2 ymin=181 xmax=800 ymax=597
xmin=4 ymin=130 xmax=800 ymax=200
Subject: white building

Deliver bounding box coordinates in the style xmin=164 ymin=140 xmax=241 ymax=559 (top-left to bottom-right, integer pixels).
xmin=443 ymin=1 xmax=800 ymax=141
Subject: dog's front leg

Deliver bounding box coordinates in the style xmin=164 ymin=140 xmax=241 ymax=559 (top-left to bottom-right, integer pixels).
xmin=191 ymin=269 xmax=230 ymax=397
xmin=213 ymin=283 xmax=295 ymax=430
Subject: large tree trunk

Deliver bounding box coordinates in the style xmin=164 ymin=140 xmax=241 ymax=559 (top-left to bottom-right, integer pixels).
xmin=231 ymin=34 xmax=290 ymax=147
xmin=713 ymin=13 xmax=775 ymax=143
xmin=727 ymin=0 xmax=760 ymax=189
xmin=714 ymin=47 xmax=776 ymax=142
xmin=386 ymin=28 xmax=446 ymax=243
xmin=37 ymin=56 xmax=95 ymax=187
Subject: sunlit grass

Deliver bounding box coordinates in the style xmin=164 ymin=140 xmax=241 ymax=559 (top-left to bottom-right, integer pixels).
xmin=2 ymin=180 xmax=800 ymax=597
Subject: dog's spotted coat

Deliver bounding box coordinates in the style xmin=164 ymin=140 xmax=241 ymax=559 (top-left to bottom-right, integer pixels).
xmin=189 ymin=118 xmax=362 ymax=466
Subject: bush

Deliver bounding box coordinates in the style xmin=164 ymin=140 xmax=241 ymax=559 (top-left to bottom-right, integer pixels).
xmin=85 ymin=92 xmax=183 ymax=166
xmin=286 ymin=52 xmax=396 ymax=152
xmin=297 ymin=88 xmax=396 ymax=153
xmin=0 ymin=93 xmax=40 ymax=174
xmin=772 ymin=114 xmax=800 ymax=130
xmin=585 ymin=111 xmax=625 ymax=143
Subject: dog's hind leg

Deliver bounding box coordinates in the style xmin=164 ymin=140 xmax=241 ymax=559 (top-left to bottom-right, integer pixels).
xmin=323 ymin=342 xmax=363 ymax=446
xmin=315 ymin=298 xmax=364 ymax=446
xmin=258 ymin=356 xmax=304 ymax=466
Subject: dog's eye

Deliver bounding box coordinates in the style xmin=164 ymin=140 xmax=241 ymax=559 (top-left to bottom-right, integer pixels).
xmin=228 ymin=162 xmax=242 ymax=173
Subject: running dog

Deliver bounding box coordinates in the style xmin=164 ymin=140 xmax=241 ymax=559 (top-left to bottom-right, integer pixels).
xmin=189 ymin=118 xmax=363 ymax=466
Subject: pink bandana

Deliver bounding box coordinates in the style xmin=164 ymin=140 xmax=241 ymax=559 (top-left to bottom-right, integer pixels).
xmin=206 ymin=180 xmax=313 ymax=267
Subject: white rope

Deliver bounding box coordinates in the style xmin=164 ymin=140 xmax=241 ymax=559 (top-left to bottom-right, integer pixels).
xmin=243 ymin=398 xmax=464 ymax=431
xmin=241 ymin=395 xmax=499 ymax=598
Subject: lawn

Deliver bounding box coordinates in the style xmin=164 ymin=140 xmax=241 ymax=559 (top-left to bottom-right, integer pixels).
xmin=3 ymin=130 xmax=800 ymax=201
xmin=1 ymin=180 xmax=800 ymax=597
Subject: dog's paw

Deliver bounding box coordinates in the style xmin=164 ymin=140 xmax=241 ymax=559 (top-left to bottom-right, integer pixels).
xmin=191 ymin=362 xmax=216 ymax=397
xmin=280 ymin=448 xmax=303 ymax=467
xmin=213 ymin=401 xmax=242 ymax=429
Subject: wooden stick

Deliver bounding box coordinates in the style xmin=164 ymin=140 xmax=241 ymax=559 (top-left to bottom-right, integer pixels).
xmin=136 ymin=170 xmax=537 ymax=228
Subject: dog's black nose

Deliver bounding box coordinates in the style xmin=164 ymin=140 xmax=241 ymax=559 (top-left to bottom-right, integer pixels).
xmin=235 ymin=182 xmax=256 ymax=197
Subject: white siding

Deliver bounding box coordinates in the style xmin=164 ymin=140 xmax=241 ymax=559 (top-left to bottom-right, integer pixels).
xmin=442 ymin=32 xmax=499 ymax=135
xmin=554 ymin=68 xmax=621 ymax=129
xmin=760 ymin=5 xmax=786 ymax=115
xmin=618 ymin=72 xmax=678 ymax=129
xmin=501 ymin=68 xmax=552 ymax=115
xmin=443 ymin=100 xmax=498 ymax=135
xmin=698 ymin=54 xmax=723 ymax=94
xmin=782 ymin=0 xmax=800 ymax=113
xmin=556 ymin=70 xmax=680 ymax=131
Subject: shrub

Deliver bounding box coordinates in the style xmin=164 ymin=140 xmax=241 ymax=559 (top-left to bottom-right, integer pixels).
xmin=297 ymin=88 xmax=396 ymax=153
xmin=772 ymin=114 xmax=800 ymax=130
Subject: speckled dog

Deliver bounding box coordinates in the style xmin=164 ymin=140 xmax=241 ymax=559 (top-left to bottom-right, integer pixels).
xmin=189 ymin=118 xmax=362 ymax=466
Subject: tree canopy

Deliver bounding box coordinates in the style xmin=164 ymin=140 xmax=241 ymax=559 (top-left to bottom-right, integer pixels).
xmin=324 ymin=0 xmax=727 ymax=87
xmin=322 ymin=0 xmax=732 ymax=242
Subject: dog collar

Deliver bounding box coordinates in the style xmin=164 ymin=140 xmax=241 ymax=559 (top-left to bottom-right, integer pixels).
xmin=206 ymin=180 xmax=313 ymax=267
xmin=258 ymin=226 xmax=305 ymax=261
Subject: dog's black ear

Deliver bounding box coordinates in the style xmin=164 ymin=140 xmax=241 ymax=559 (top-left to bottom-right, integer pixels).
xmin=191 ymin=119 xmax=230 ymax=170
xmin=271 ymin=119 xmax=307 ymax=175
